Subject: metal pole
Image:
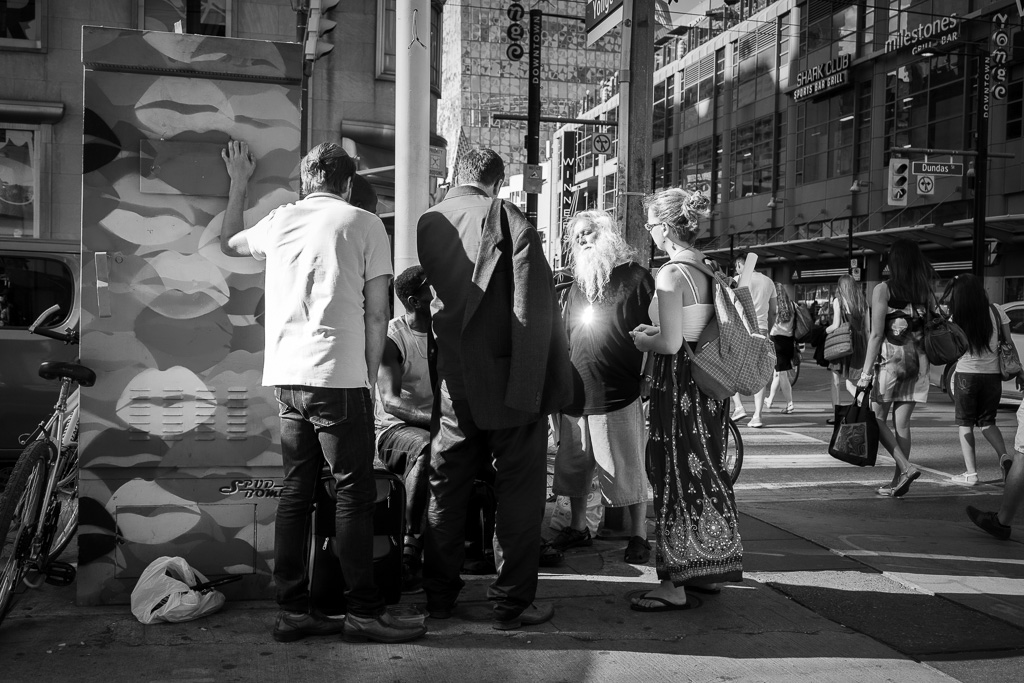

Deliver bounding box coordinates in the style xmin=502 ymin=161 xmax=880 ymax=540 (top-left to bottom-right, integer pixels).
xmin=526 ymin=10 xmax=542 ymax=226
xmin=973 ymin=48 xmax=990 ymax=276
xmin=394 ymin=0 xmax=431 ymax=280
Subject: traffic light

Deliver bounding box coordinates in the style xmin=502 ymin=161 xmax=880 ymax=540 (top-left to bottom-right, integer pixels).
xmin=888 ymin=157 xmax=909 ymax=207
xmin=304 ymin=0 xmax=339 ymax=63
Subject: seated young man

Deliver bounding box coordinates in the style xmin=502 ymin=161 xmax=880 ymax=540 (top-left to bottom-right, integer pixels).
xmin=375 ymin=266 xmax=433 ymax=591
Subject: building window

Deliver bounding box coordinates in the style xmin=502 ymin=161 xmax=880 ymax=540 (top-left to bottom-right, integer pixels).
xmin=653 ymin=82 xmax=666 ymax=141
xmin=731 ymin=116 xmax=775 ymax=198
xmin=0 ymin=125 xmax=39 ymax=239
xmin=602 ymin=172 xmax=615 ymax=209
xmin=1007 ymin=63 xmax=1024 ymax=140
xmin=665 ymin=73 xmax=676 ymax=139
xmin=733 ymin=24 xmax=776 ymax=109
xmin=796 ymin=91 xmax=855 ymax=184
xmin=884 ymin=55 xmax=966 ymax=160
xmin=1 ymin=0 xmax=44 ymax=50
xmin=378 ymin=0 xmax=397 ymax=77
xmin=682 ymin=55 xmax=716 ymax=129
xmin=801 ymin=0 xmax=857 ymax=67
xmin=681 ymin=137 xmax=715 ymax=201
xmin=0 ymin=254 xmax=74 ymax=328
xmin=139 ymin=0 xmax=229 ymax=36
xmin=378 ymin=0 xmax=442 ymax=93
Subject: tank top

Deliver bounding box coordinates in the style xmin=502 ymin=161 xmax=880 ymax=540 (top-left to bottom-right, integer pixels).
xmin=374 ymin=316 xmax=432 ymax=435
xmin=649 ymin=262 xmax=714 ymax=342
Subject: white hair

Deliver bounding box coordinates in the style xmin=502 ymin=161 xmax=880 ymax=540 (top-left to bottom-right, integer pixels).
xmin=567 ymin=210 xmax=636 ymax=301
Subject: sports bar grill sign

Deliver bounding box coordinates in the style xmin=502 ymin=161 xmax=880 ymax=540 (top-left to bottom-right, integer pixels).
xmin=792 ymin=54 xmax=851 ymax=102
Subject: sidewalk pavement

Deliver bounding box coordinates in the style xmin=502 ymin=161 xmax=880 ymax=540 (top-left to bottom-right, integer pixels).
xmin=0 ymin=508 xmax=986 ymax=683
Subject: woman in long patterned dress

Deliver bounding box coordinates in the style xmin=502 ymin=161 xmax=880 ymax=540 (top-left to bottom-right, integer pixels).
xmin=857 ymin=239 xmax=930 ymax=497
xmin=629 ymin=188 xmax=743 ymax=611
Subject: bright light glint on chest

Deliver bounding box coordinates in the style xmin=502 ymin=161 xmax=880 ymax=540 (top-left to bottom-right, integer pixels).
xmin=582 ymin=305 xmax=594 ymax=325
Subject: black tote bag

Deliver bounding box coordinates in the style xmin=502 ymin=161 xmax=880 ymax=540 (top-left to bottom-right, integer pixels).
xmin=828 ymin=384 xmax=879 ymax=467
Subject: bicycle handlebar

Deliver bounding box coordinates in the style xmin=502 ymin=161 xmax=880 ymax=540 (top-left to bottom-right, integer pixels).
xmin=27 ymin=305 xmax=78 ymax=344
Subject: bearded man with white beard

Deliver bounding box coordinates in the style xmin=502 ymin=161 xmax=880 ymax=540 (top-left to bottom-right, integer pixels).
xmin=550 ymin=210 xmax=656 ymax=564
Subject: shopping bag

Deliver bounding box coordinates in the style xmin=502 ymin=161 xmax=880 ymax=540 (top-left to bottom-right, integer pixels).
xmin=130 ymin=556 xmax=232 ymax=624
xmin=827 ymin=385 xmax=878 ymax=467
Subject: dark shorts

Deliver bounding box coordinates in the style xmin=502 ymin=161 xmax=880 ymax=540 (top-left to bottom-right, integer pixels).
xmin=772 ymin=334 xmax=795 ymax=372
xmin=953 ymin=372 xmax=1001 ymax=427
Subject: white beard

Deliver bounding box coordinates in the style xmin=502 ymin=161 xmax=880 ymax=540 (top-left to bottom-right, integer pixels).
xmin=574 ymin=244 xmax=618 ymax=302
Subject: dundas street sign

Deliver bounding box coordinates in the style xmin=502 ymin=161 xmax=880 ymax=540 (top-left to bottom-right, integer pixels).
xmin=911 ymin=161 xmax=964 ymax=176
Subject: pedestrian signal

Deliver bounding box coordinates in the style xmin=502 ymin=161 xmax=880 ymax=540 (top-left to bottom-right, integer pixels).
xmin=304 ymin=0 xmax=339 ymax=63
xmin=888 ymin=158 xmax=909 ymax=207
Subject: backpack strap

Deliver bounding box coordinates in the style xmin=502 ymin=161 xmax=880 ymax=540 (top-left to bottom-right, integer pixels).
xmin=664 ymin=262 xmax=702 ymax=303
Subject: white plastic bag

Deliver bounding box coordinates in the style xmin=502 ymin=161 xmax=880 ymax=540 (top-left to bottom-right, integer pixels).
xmin=130 ymin=556 xmax=226 ymax=624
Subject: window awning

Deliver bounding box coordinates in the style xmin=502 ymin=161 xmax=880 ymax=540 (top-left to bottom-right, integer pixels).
xmin=700 ymin=216 xmax=1024 ymax=264
xmin=0 ymin=100 xmax=64 ymax=124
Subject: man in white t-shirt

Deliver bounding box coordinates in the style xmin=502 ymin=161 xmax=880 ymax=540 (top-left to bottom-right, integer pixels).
xmin=731 ymin=251 xmax=777 ymax=428
xmin=220 ymin=141 xmax=424 ymax=645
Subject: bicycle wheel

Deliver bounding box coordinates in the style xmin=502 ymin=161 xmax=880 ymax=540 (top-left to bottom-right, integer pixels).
xmin=46 ymin=407 xmax=79 ymax=562
xmin=723 ymin=417 xmax=744 ymax=485
xmin=46 ymin=446 xmax=78 ymax=563
xmin=0 ymin=441 xmax=50 ymax=625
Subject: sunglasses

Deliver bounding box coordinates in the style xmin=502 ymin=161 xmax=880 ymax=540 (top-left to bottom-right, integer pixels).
xmin=644 ymin=221 xmax=665 ymax=232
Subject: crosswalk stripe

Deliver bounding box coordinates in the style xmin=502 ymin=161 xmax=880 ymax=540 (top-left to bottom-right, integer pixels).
xmin=741 ymin=454 xmax=849 ymax=468
xmin=739 ymin=429 xmax=826 ymax=446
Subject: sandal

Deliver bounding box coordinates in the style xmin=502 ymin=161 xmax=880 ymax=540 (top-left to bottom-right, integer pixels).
xmin=951 ymin=472 xmax=978 ymax=486
xmin=623 ymin=536 xmax=652 ymax=564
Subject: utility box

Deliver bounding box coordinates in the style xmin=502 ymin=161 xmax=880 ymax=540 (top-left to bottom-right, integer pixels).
xmin=79 ymin=27 xmax=301 ymax=605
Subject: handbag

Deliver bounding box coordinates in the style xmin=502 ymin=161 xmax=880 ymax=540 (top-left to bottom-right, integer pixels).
xmin=993 ymin=303 xmax=1023 ymax=381
xmin=793 ymin=303 xmax=814 ymax=343
xmin=823 ymin=308 xmax=853 ymax=362
xmin=922 ymin=297 xmax=968 ymax=366
xmin=827 ymin=383 xmax=879 ymax=467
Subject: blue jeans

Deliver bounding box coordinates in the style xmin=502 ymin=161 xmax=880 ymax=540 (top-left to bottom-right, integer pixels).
xmin=274 ymin=386 xmax=384 ymax=618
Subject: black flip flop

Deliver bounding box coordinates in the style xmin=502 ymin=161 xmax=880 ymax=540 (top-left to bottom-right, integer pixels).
xmin=629 ymin=592 xmax=701 ymax=613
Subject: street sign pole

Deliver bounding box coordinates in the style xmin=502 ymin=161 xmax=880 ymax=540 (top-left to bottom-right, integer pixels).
xmin=973 ymin=46 xmax=990 ymax=276
xmin=526 ymin=10 xmax=542 ymax=226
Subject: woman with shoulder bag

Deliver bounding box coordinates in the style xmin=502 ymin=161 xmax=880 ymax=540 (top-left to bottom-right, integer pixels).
xmin=948 ymin=274 xmax=1014 ymax=485
xmin=629 ymin=188 xmax=742 ymax=611
xmin=765 ymin=283 xmax=796 ymax=414
xmin=825 ymin=275 xmax=868 ymax=424
xmin=857 ymin=239 xmax=930 ymax=497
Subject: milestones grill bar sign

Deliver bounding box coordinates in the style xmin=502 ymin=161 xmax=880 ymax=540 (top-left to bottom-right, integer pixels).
xmin=791 ymin=54 xmax=852 ymax=102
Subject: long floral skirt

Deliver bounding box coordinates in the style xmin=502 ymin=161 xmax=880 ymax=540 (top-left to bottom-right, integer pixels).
xmin=647 ymin=350 xmax=743 ymax=585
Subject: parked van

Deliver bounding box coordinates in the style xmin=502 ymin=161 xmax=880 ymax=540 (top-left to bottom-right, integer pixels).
xmin=0 ymin=242 xmax=79 ymax=474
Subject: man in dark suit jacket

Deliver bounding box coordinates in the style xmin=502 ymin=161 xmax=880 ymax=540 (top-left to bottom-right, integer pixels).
xmin=417 ymin=148 xmax=571 ymax=630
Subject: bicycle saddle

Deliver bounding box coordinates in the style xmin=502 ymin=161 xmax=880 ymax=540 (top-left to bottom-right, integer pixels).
xmin=38 ymin=361 xmax=96 ymax=387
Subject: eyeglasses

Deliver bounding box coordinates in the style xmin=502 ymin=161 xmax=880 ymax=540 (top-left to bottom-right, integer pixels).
xmin=643 ymin=222 xmax=665 ymax=232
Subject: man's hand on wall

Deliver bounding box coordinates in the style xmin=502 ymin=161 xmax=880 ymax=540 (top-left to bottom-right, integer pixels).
xmin=222 ymin=140 xmax=256 ymax=187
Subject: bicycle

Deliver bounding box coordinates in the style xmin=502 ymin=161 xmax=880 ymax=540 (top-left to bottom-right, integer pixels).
xmin=0 ymin=304 xmax=92 ymax=627
xmin=723 ymin=416 xmax=743 ymax=485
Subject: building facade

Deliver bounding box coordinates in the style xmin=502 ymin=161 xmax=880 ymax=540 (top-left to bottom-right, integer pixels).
xmin=553 ymin=0 xmax=1024 ymax=305
xmin=438 ymin=0 xmax=621 ymax=250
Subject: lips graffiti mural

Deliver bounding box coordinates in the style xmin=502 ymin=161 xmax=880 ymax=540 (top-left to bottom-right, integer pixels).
xmin=80 ymin=28 xmax=301 ymax=605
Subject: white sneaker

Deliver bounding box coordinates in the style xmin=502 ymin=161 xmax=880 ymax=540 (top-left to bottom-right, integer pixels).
xmin=730 ymin=408 xmax=746 ymax=421
xmin=951 ymin=472 xmax=978 ymax=486
xmin=748 ymin=417 xmax=763 ymax=428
